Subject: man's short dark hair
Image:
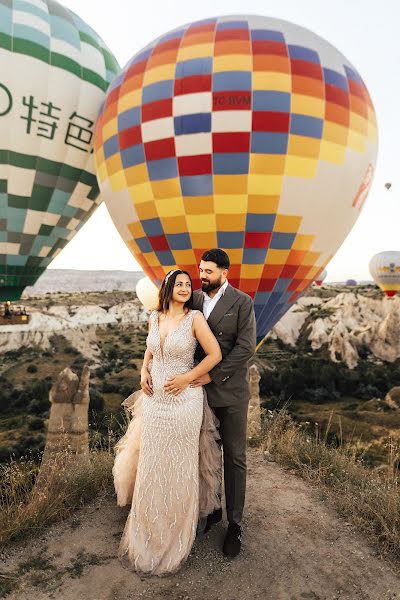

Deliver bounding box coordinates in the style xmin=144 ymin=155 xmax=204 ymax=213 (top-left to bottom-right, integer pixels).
xmin=201 ymin=248 xmax=230 ymax=270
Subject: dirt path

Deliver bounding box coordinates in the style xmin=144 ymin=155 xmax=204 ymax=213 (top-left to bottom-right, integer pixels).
xmin=1 ymin=448 xmax=399 ymax=600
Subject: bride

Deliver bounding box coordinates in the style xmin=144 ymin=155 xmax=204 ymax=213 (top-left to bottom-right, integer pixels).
xmin=112 ymin=268 xmax=223 ymax=576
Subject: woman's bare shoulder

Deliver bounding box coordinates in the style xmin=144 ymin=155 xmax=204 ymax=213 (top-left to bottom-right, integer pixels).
xmin=192 ymin=310 xmax=208 ymax=329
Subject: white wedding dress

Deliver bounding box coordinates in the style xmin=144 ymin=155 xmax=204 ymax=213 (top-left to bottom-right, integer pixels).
xmin=112 ymin=309 xmax=222 ymax=576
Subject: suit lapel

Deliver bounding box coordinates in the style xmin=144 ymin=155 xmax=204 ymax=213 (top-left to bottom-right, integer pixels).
xmin=193 ymin=289 xmax=204 ymax=311
xmin=207 ymin=284 xmax=239 ymax=330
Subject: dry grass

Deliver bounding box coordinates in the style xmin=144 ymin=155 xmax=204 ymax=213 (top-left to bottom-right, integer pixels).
xmin=0 ymin=412 xmax=128 ymax=547
xmin=260 ymin=405 xmax=400 ymax=562
xmin=1 ymin=404 xmax=400 ymax=567
xmin=0 ymin=450 xmax=113 ymax=547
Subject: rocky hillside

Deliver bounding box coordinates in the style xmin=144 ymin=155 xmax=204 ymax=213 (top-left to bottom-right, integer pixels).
xmin=268 ymin=290 xmax=400 ymax=369
xmin=2 ymin=286 xmax=400 ymax=468
xmin=23 ymin=269 xmax=143 ymax=295
xmin=2 ymin=286 xmax=399 ymax=372
xmin=0 ymin=293 xmax=148 ymax=364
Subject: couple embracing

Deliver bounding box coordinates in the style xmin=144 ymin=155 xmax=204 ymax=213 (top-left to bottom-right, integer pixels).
xmin=112 ymin=248 xmax=257 ymax=576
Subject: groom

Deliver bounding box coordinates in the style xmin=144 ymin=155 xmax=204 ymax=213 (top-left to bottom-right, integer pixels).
xmin=192 ymin=248 xmax=256 ymax=557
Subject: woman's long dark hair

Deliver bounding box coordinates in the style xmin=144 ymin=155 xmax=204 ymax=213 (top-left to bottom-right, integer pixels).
xmin=156 ymin=269 xmax=194 ymax=313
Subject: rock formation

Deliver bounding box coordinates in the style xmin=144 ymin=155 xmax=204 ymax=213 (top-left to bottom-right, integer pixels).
xmin=0 ymin=299 xmax=148 ymax=360
xmin=23 ymin=268 xmax=143 ymax=294
xmin=247 ymin=364 xmax=261 ymax=439
xmin=267 ymin=296 xmax=321 ymax=347
xmin=1 ymin=290 xmax=400 ymax=371
xmin=36 ymin=365 xmax=92 ymax=487
xmin=272 ymin=293 xmax=400 ymax=369
xmin=42 ymin=365 xmax=91 ymax=458
xmin=385 ymin=387 xmax=400 ymax=410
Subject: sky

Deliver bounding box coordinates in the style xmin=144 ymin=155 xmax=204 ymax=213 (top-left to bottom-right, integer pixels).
xmin=49 ymin=0 xmax=399 ymax=281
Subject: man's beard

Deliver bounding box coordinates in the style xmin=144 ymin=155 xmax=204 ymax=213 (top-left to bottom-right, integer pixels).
xmin=201 ymin=277 xmax=222 ymax=292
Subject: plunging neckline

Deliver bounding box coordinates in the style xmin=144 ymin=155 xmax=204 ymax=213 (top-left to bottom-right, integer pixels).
xmin=156 ymin=310 xmax=192 ymax=359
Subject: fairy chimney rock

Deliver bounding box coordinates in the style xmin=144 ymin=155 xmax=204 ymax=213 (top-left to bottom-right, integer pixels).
xmin=247 ymin=364 xmax=261 ymax=439
xmin=44 ymin=365 xmax=90 ymax=457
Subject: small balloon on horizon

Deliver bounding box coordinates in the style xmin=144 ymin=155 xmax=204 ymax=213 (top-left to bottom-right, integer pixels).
xmin=369 ymin=251 xmax=400 ymax=297
xmin=314 ymin=269 xmax=328 ymax=287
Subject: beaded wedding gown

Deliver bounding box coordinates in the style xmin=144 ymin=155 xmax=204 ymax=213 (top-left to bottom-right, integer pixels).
xmin=112 ymin=309 xmax=222 ymax=576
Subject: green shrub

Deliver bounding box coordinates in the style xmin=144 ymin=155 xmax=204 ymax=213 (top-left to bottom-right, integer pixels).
xmin=28 ymin=417 xmax=44 ymax=431
xmin=101 ymin=381 xmax=118 ymax=393
xmin=95 ymin=367 xmax=106 ymax=379
xmin=107 ymin=347 xmax=118 ymax=360
xmin=89 ymin=386 xmax=105 ymax=414
xmin=64 ymin=346 xmax=79 ymax=355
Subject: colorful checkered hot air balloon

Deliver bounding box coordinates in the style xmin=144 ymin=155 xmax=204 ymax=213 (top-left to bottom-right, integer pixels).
xmin=0 ymin=0 xmax=119 ymax=301
xmin=94 ymin=15 xmax=378 ymax=341
xmin=370 ymin=251 xmax=400 ymax=297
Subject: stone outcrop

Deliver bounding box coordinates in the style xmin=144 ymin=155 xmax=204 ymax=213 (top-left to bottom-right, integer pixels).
xmin=247 ymin=364 xmax=261 ymax=439
xmin=0 ymin=319 xmax=100 ymax=360
xmin=23 ymin=268 xmax=143 ymax=294
xmin=0 ymin=299 xmax=148 ymax=360
xmin=268 ymin=306 xmax=309 ymax=347
xmin=108 ymin=301 xmax=148 ymax=325
xmin=35 ymin=365 xmax=90 ymax=488
xmin=385 ymin=387 xmax=400 ymax=410
xmin=266 ymin=296 xmax=321 ymax=347
xmin=272 ymin=293 xmax=400 ymax=369
xmin=36 ymin=365 xmax=92 ymax=487
xmin=1 ymin=290 xmax=400 ymax=371
xmin=43 ymin=365 xmax=91 ymax=457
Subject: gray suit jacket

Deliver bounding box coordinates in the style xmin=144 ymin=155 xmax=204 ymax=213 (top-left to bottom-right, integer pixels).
xmin=193 ymin=284 xmax=256 ymax=407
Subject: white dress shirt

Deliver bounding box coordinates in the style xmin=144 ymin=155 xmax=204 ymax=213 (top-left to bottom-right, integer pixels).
xmin=203 ymin=279 xmax=229 ymax=320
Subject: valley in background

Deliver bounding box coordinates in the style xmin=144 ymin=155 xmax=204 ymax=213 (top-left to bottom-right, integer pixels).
xmin=1 ymin=270 xmax=400 ymax=470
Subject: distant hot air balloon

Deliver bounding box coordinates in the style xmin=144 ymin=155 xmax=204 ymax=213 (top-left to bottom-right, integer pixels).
xmin=94 ymin=15 xmax=378 ymax=341
xmin=136 ymin=276 xmax=159 ymax=310
xmin=384 ymin=183 xmax=392 ymax=190
xmin=0 ymin=0 xmax=119 ymax=301
xmin=346 ymin=278 xmax=357 ymax=286
xmin=369 ymin=251 xmax=400 ymax=297
xmin=315 ymin=269 xmax=328 ymax=286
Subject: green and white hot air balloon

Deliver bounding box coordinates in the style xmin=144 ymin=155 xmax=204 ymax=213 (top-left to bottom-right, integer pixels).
xmin=0 ymin=0 xmax=119 ymax=301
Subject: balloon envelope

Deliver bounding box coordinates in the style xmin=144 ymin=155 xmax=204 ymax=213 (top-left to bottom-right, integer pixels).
xmin=136 ymin=276 xmax=159 ymax=310
xmin=94 ymin=15 xmax=378 ymax=340
xmin=369 ymin=251 xmax=400 ymax=297
xmin=0 ymin=0 xmax=119 ymax=301
xmin=346 ymin=279 xmax=357 ymax=286
xmin=315 ymin=268 xmax=327 ymax=286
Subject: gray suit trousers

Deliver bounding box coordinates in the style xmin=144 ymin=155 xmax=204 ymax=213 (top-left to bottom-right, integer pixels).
xmin=213 ymin=401 xmax=249 ymax=525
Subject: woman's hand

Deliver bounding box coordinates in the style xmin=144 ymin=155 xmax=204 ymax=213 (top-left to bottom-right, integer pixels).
xmin=164 ymin=373 xmax=191 ymax=396
xmin=140 ymin=368 xmax=153 ymax=395
xmin=190 ymin=373 xmax=211 ymax=387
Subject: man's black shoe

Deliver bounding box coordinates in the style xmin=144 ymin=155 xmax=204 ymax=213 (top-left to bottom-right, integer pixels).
xmin=222 ymin=522 xmax=242 ymax=557
xmin=204 ymin=507 xmax=223 ymax=533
